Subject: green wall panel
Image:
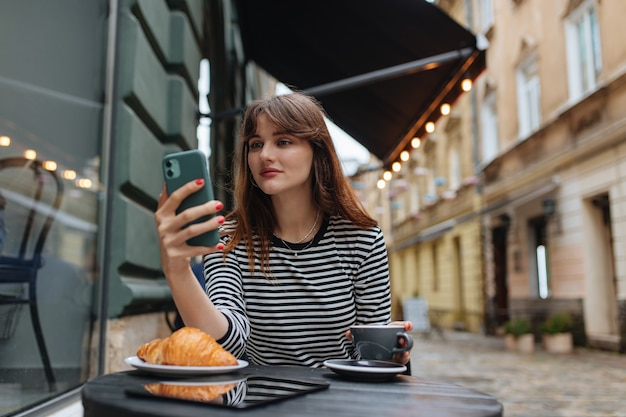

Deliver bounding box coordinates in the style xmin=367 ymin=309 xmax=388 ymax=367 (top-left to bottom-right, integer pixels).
xmin=168 ymin=0 xmax=204 ymax=41
xmin=118 ymin=14 xmax=169 ymax=134
xmin=167 ymin=78 xmax=198 ymax=149
xmin=136 ymin=0 xmax=170 ymax=57
xmin=170 ymin=12 xmax=202 ymax=83
xmin=106 ymin=0 xmax=204 ymax=317
xmin=123 ymin=200 xmax=161 ymax=270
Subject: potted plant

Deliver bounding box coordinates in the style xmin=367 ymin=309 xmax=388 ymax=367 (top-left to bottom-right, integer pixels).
xmin=503 ymin=318 xmax=534 ymax=353
xmin=541 ymin=312 xmax=574 ymax=354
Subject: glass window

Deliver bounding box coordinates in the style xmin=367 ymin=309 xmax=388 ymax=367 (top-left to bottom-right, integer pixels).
xmin=425 ymin=157 xmax=437 ymax=205
xmin=409 ymin=179 xmax=420 ymax=216
xmin=0 ymin=1 xmax=106 ymax=413
xmin=529 ymin=217 xmax=550 ymax=299
xmin=480 ymin=91 xmax=499 ymax=163
xmin=448 ymin=144 xmax=461 ymax=191
xmin=480 ymin=0 xmax=494 ymax=33
xmin=516 ymin=56 xmax=541 ymax=138
xmin=565 ymin=0 xmax=602 ymax=101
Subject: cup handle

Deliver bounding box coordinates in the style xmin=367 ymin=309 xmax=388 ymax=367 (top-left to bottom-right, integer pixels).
xmin=392 ymin=332 xmax=414 ymax=354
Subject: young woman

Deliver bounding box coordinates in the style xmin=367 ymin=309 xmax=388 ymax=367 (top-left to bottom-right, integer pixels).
xmin=155 ymin=92 xmax=411 ymax=367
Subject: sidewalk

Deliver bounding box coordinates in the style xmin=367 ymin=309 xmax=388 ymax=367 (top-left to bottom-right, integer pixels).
xmin=409 ymin=330 xmax=626 ymax=417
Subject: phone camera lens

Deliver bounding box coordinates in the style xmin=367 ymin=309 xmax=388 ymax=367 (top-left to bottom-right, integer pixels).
xmin=165 ymin=160 xmax=172 ymax=167
xmin=166 ymin=169 xmax=174 ymax=177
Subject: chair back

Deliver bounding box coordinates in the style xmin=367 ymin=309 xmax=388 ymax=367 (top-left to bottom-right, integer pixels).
xmin=0 ymin=157 xmax=63 ymax=266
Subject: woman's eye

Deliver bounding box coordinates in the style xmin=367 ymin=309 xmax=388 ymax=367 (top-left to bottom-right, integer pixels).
xmin=249 ymin=142 xmax=262 ymax=149
xmin=277 ymin=139 xmax=291 ymax=146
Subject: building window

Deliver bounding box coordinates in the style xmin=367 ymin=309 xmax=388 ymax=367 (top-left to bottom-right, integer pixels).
xmin=409 ymin=180 xmax=420 ymax=216
xmin=425 ymin=158 xmax=437 ymax=205
xmin=480 ymin=90 xmax=499 ymax=163
xmin=529 ymin=217 xmax=551 ymax=299
xmin=516 ymin=56 xmax=541 ymax=138
xmin=448 ymin=143 xmax=461 ymax=191
xmin=480 ymin=0 xmax=494 ymax=33
xmin=565 ymin=0 xmax=602 ymax=102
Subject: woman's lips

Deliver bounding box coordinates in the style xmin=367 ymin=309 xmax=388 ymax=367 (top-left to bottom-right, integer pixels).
xmin=260 ymin=168 xmax=280 ymax=178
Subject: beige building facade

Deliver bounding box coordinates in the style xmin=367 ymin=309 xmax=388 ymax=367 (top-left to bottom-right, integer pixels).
xmin=476 ymin=0 xmax=626 ymax=351
xmin=356 ymin=0 xmax=626 ymax=352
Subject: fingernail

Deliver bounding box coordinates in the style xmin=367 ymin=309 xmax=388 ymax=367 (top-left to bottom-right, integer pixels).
xmin=195 ymin=178 xmax=204 ymax=185
xmin=217 ymin=243 xmax=224 ymax=251
xmin=217 ymin=216 xmax=225 ymax=224
xmin=215 ymin=202 xmax=223 ymax=211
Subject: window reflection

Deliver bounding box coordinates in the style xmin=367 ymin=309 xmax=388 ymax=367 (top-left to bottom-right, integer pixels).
xmin=0 ymin=0 xmax=106 ymax=412
xmin=0 ymin=147 xmax=99 ymax=411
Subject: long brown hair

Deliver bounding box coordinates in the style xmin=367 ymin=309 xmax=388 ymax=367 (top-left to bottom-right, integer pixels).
xmin=223 ymin=92 xmax=376 ymax=274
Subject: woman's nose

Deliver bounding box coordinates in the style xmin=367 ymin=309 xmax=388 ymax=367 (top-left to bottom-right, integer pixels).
xmin=259 ymin=143 xmax=275 ymax=160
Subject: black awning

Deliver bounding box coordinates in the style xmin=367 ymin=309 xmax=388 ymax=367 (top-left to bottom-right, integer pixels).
xmin=233 ymin=0 xmax=486 ymax=167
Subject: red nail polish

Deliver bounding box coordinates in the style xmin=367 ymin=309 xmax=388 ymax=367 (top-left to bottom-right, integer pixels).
xmin=195 ymin=178 xmax=204 ymax=185
xmin=215 ymin=202 xmax=223 ymax=211
xmin=217 ymin=216 xmax=225 ymax=224
xmin=217 ymin=243 xmax=224 ymax=250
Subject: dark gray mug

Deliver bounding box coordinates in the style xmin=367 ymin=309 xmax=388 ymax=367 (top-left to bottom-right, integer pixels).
xmin=350 ymin=325 xmax=414 ymax=361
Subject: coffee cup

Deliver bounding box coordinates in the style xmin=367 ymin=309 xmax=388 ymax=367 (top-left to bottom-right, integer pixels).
xmin=350 ymin=324 xmax=413 ymax=361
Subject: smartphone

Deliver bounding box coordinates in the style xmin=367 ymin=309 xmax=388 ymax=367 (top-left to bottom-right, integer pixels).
xmin=162 ymin=149 xmax=220 ymax=246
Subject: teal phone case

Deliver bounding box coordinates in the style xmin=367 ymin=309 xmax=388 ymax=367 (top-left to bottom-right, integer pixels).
xmin=162 ymin=150 xmax=220 ymax=246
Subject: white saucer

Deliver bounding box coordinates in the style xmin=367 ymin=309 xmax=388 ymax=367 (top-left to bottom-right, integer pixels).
xmin=323 ymin=359 xmax=406 ymax=380
xmin=124 ymin=356 xmax=248 ymax=376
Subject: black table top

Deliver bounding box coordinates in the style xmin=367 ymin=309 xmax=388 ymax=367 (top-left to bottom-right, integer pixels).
xmin=81 ymin=364 xmax=503 ymax=417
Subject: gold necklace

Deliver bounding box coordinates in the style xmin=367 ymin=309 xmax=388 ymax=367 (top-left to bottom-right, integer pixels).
xmin=276 ymin=236 xmax=316 ymax=257
xmin=274 ymin=209 xmax=320 ymax=257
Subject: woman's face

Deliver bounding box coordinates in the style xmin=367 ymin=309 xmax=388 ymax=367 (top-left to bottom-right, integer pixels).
xmin=247 ymin=114 xmax=314 ymax=197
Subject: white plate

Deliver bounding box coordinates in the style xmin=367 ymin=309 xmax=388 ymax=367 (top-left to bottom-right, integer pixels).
xmin=124 ymin=356 xmax=249 ymax=376
xmin=323 ymin=359 xmax=406 ymax=380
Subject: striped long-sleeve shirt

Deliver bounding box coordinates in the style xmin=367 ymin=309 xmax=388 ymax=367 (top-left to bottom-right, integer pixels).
xmin=202 ymin=216 xmax=391 ymax=367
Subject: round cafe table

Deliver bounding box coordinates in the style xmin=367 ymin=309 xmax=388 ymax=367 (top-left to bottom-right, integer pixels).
xmin=82 ymin=364 xmax=503 ymax=417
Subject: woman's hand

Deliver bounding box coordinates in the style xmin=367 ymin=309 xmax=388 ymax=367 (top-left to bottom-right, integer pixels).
xmin=155 ymin=180 xmax=224 ymax=277
xmin=344 ymin=321 xmax=414 ymax=365
xmin=389 ymin=321 xmax=413 ymax=365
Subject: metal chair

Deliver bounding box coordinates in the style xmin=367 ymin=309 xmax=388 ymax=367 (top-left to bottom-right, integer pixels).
xmin=0 ymin=157 xmax=63 ymax=391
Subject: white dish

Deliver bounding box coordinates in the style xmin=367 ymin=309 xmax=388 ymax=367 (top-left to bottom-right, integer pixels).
xmin=324 ymin=359 xmax=406 ymax=380
xmin=124 ymin=356 xmax=248 ymax=376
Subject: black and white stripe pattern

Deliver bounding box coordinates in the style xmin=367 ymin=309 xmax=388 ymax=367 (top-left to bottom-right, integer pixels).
xmin=203 ymin=216 xmax=391 ymax=367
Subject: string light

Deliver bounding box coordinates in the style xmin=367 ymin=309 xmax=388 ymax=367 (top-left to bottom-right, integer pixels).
xmin=425 ymin=122 xmax=435 ymax=133
xmin=392 ymin=162 xmax=402 ymax=172
xmin=440 ymin=103 xmax=451 ymax=115
xmin=411 ymin=137 xmax=421 ymax=149
xmin=383 ymin=171 xmax=392 ymax=181
xmin=400 ymin=150 xmax=410 ymax=161
xmin=77 ymin=178 xmax=93 ymax=189
xmin=376 ymin=179 xmax=386 ymax=189
xmin=0 ymin=139 xmax=98 ymax=192
xmin=63 ymin=170 xmax=77 ymax=180
xmin=461 ymin=78 xmax=473 ymax=92
xmin=42 ymin=160 xmax=57 ymax=171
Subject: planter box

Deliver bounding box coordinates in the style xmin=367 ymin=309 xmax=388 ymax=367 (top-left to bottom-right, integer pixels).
xmin=543 ymin=332 xmax=573 ymax=354
xmin=504 ymin=334 xmax=517 ymax=352
xmin=503 ymin=333 xmax=534 ymax=353
xmin=516 ymin=333 xmax=534 ymax=353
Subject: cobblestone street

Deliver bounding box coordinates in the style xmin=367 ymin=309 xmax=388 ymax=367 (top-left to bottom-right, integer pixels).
xmin=409 ymin=331 xmax=626 ymax=417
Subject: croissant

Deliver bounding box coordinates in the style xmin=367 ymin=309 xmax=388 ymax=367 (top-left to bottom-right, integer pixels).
xmin=144 ymin=382 xmax=236 ymax=402
xmin=137 ymin=327 xmax=238 ymax=367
